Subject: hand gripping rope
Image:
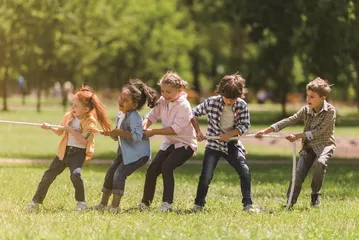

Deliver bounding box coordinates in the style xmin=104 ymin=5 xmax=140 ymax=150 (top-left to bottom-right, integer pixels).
xmin=0 ymin=119 xmax=103 ymax=134
xmin=172 ymin=133 xmax=297 ymax=211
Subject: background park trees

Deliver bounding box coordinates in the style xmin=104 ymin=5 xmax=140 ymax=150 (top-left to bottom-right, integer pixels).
xmin=1 ymin=0 xmax=359 ymax=115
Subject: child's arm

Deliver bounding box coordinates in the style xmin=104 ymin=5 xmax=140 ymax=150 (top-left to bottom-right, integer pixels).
xmin=190 ymin=99 xmax=210 ymax=141
xmin=191 ymin=117 xmax=206 ymax=141
xmin=63 ymin=126 xmax=87 ymax=145
xmin=110 ymin=113 xmax=144 ymax=141
xmin=286 ymin=107 xmax=336 ymax=142
xmin=144 ymin=98 xmax=162 ymax=130
xmin=255 ymin=107 xmax=306 ymax=138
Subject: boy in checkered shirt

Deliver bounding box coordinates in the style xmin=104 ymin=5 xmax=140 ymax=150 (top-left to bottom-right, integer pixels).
xmin=255 ymin=77 xmax=336 ymax=209
xmin=191 ymin=73 xmax=254 ymax=212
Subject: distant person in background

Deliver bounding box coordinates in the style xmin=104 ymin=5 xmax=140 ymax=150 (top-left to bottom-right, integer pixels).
xmin=255 ymin=78 xmax=336 ymax=209
xmin=18 ymin=75 xmax=27 ymax=105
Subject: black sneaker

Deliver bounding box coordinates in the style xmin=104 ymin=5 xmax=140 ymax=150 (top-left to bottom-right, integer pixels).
xmin=311 ymin=194 xmax=320 ymax=207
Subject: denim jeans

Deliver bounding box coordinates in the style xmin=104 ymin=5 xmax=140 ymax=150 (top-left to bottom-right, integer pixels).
xmin=287 ymin=147 xmax=333 ymax=204
xmin=195 ymin=142 xmax=252 ymax=207
xmin=33 ymin=146 xmax=86 ymax=203
xmin=102 ymin=155 xmax=149 ymax=196
xmin=142 ymin=145 xmax=194 ymax=205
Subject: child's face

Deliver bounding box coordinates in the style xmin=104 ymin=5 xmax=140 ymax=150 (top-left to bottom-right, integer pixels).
xmin=222 ymin=96 xmax=237 ymax=106
xmin=306 ymin=90 xmax=325 ymax=110
xmin=160 ymin=84 xmax=181 ymax=102
xmin=72 ymin=97 xmax=90 ymax=118
xmin=118 ymin=90 xmax=136 ymax=113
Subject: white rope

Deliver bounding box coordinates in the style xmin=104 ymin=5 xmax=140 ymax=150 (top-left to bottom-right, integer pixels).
xmin=0 ymin=120 xmax=63 ymax=129
xmin=0 ymin=119 xmax=103 ymax=134
xmin=286 ymin=142 xmax=297 ymax=210
xmin=172 ymin=133 xmax=284 ymax=140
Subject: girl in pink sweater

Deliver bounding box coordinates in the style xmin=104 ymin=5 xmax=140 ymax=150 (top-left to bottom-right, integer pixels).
xmin=138 ymin=71 xmax=197 ymax=211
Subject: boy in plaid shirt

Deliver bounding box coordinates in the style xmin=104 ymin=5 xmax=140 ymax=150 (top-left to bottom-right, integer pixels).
xmin=191 ymin=73 xmax=254 ymax=212
xmin=255 ymin=78 xmax=336 ymax=208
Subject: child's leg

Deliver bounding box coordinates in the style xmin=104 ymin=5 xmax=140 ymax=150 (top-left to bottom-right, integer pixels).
xmin=226 ymin=143 xmax=252 ymax=207
xmin=161 ymin=146 xmax=194 ymax=204
xmin=286 ymin=149 xmax=316 ymax=204
xmin=112 ymin=156 xmax=149 ymax=198
xmin=32 ymin=156 xmax=66 ymax=204
xmin=311 ymin=148 xmax=334 ymax=202
xmin=67 ymin=148 xmax=86 ymax=202
xmin=99 ymin=156 xmax=123 ymax=205
xmin=194 ymin=148 xmax=223 ymax=207
xmin=141 ymin=147 xmax=173 ymax=206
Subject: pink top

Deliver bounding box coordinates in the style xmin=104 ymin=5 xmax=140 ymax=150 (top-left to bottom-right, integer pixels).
xmin=146 ymin=92 xmax=198 ymax=152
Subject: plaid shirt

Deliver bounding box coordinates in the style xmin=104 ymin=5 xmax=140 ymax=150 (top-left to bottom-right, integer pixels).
xmin=192 ymin=96 xmax=250 ymax=155
xmin=271 ymin=100 xmax=336 ymax=156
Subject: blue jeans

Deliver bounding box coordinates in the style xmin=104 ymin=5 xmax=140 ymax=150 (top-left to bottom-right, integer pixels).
xmin=195 ymin=143 xmax=252 ymax=207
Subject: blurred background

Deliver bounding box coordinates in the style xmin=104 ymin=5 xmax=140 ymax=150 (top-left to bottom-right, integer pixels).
xmin=1 ymin=0 xmax=359 ymax=114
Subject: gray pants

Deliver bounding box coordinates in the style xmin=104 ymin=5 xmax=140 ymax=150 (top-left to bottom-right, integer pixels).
xmin=287 ymin=147 xmax=333 ymax=204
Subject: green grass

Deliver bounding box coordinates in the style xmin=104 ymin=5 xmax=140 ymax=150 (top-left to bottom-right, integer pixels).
xmin=1 ymin=162 xmax=359 ymax=239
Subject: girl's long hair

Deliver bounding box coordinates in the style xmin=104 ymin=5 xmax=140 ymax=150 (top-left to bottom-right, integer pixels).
xmin=74 ymin=86 xmax=111 ymax=131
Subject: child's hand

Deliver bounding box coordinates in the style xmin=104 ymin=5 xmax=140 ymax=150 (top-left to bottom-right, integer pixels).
xmin=101 ymin=130 xmax=111 ymax=136
xmin=285 ymin=134 xmax=298 ymax=142
xmin=63 ymin=126 xmax=73 ymax=133
xmin=110 ymin=129 xmax=121 ymax=138
xmin=254 ymin=130 xmax=266 ymax=138
xmin=144 ymin=129 xmax=155 ymax=137
xmin=41 ymin=123 xmax=51 ymax=130
xmin=196 ymin=131 xmax=206 ymax=142
xmin=219 ymin=133 xmax=232 ymax=142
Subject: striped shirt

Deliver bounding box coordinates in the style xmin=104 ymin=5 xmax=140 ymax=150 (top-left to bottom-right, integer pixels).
xmin=192 ymin=96 xmax=250 ymax=155
xmin=271 ymin=100 xmax=336 ymax=156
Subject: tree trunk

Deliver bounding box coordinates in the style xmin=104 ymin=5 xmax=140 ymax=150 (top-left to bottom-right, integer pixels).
xmin=355 ymin=62 xmax=359 ymax=110
xmin=190 ymin=46 xmax=201 ymax=94
xmin=2 ymin=63 xmax=9 ymax=111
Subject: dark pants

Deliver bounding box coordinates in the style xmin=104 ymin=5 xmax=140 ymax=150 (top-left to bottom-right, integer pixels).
xmin=32 ymin=146 xmax=86 ymax=203
xmin=142 ymin=145 xmax=194 ymax=205
xmin=195 ymin=142 xmax=252 ymax=207
xmin=287 ymin=147 xmax=333 ymax=204
xmin=102 ymin=155 xmax=149 ymax=196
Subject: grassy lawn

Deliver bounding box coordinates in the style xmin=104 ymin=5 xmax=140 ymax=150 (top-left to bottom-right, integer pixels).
xmin=1 ymin=162 xmax=359 ymax=239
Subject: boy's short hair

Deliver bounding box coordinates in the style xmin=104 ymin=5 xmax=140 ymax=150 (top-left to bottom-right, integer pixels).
xmin=215 ymin=73 xmax=248 ymax=99
xmin=306 ymin=77 xmax=332 ymax=97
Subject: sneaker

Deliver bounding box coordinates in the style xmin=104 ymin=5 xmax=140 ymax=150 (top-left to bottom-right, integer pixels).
xmin=311 ymin=194 xmax=320 ymax=207
xmin=137 ymin=202 xmax=150 ymax=211
xmin=25 ymin=201 xmax=39 ymax=211
xmin=107 ymin=206 xmax=120 ymax=214
xmin=159 ymin=202 xmax=173 ymax=212
xmin=76 ymin=201 xmax=87 ymax=211
xmin=192 ymin=204 xmax=203 ymax=213
xmin=92 ymin=203 xmax=107 ymax=211
xmin=243 ymin=204 xmax=255 ymax=212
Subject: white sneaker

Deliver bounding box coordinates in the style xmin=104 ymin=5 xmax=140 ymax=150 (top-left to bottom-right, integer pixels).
xmin=76 ymin=201 xmax=87 ymax=211
xmin=137 ymin=203 xmax=150 ymax=211
xmin=192 ymin=204 xmax=203 ymax=213
xmin=25 ymin=201 xmax=39 ymax=211
xmin=159 ymin=202 xmax=173 ymax=212
xmin=243 ymin=204 xmax=255 ymax=213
